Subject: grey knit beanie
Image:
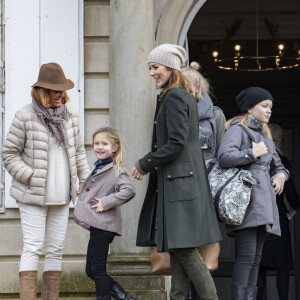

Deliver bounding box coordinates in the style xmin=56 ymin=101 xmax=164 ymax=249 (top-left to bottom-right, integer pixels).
xmin=147 ymin=44 xmax=188 ymax=70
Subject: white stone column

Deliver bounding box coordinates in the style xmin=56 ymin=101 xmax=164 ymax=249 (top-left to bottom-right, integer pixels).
xmin=109 ymin=0 xmax=156 ymax=253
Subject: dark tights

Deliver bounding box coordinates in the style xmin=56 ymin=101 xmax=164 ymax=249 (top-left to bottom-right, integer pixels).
xmin=86 ymin=227 xmax=116 ymax=297
xmin=257 ymin=267 xmax=289 ymax=300
xmin=232 ymin=227 xmax=265 ymax=287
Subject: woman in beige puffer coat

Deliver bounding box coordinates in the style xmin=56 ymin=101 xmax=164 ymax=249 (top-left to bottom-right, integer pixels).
xmin=1 ymin=63 xmax=90 ymax=300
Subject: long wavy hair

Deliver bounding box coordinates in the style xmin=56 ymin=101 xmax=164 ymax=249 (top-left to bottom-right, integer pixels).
xmin=225 ymin=113 xmax=272 ymax=139
xmin=160 ymin=69 xmax=194 ymax=101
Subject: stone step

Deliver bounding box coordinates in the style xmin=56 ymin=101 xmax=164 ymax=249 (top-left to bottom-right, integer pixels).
xmin=0 ymin=253 xmax=168 ymax=299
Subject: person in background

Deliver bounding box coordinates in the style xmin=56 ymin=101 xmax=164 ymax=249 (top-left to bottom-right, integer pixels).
xmin=132 ymin=43 xmax=222 ymax=300
xmin=1 ymin=63 xmax=90 ymax=300
xmin=181 ymin=61 xmax=226 ymax=161
xmin=74 ymin=127 xmax=136 ymax=300
xmin=182 ymin=61 xmax=226 ymax=300
xmin=217 ymin=87 xmax=289 ymax=300
xmin=257 ymin=123 xmax=299 ymax=300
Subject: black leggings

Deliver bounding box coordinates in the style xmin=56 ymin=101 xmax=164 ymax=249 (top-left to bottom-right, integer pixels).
xmin=257 ymin=267 xmax=289 ymax=300
xmin=86 ymin=227 xmax=116 ymax=296
xmin=232 ymin=227 xmax=266 ymax=287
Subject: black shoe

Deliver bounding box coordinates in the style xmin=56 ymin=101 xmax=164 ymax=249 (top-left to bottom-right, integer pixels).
xmin=111 ymin=282 xmax=136 ymax=300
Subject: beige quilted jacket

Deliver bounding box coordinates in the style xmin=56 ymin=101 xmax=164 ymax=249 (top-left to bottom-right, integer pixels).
xmin=2 ymin=103 xmax=90 ymax=206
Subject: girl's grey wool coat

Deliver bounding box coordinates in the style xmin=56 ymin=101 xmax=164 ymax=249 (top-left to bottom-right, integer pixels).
xmin=74 ymin=163 xmax=136 ymax=236
xmin=218 ymin=120 xmax=289 ymax=238
xmin=136 ymin=88 xmax=222 ymax=252
xmin=1 ymin=103 xmax=90 ymax=206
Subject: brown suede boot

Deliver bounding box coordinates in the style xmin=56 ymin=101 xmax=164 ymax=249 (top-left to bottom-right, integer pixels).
xmin=41 ymin=271 xmax=62 ymax=300
xmin=19 ymin=270 xmax=37 ymax=300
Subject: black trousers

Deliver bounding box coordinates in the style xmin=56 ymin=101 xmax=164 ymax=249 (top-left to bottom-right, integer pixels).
xmin=86 ymin=227 xmax=116 ymax=296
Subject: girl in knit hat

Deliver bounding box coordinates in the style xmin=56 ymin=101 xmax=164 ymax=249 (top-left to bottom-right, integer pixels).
xmin=217 ymin=87 xmax=289 ymax=299
xmin=132 ymin=44 xmax=221 ymax=300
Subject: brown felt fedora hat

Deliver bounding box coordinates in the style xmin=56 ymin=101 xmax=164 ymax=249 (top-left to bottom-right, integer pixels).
xmin=32 ymin=62 xmax=74 ymax=91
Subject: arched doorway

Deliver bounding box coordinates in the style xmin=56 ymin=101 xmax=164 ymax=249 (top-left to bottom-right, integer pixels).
xmin=156 ymin=0 xmax=207 ymax=45
xmin=158 ymin=1 xmax=300 ymax=299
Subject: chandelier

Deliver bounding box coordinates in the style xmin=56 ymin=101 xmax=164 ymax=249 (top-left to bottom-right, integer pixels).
xmin=211 ymin=0 xmax=300 ymax=71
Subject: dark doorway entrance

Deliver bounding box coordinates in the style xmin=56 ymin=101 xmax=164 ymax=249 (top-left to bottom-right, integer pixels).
xmin=187 ymin=1 xmax=300 ymax=299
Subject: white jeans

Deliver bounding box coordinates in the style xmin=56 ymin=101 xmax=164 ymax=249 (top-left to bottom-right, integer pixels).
xmin=18 ymin=202 xmax=69 ymax=272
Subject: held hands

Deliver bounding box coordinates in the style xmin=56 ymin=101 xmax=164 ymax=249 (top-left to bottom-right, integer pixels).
xmin=131 ymin=166 xmax=144 ymax=181
xmin=252 ymin=141 xmax=268 ymax=158
xmin=271 ymin=172 xmax=286 ymax=195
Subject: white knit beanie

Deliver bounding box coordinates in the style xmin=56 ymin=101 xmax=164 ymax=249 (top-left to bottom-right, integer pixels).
xmin=147 ymin=44 xmax=188 ymax=70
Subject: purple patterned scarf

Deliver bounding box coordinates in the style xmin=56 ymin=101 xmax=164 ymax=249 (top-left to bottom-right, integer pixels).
xmin=32 ymin=99 xmax=69 ymax=148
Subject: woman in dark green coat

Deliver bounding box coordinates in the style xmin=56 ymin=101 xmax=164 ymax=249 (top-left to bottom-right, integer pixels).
xmin=132 ymin=44 xmax=222 ymax=300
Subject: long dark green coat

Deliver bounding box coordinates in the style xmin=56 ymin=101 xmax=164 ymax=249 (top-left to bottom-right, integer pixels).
xmin=136 ymin=88 xmax=222 ymax=252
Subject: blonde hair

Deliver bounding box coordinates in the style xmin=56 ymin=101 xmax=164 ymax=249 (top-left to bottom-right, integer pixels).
xmin=225 ymin=113 xmax=272 ymax=139
xmin=31 ymin=87 xmax=69 ymax=108
xmin=92 ymin=127 xmax=125 ymax=173
xmin=181 ymin=61 xmax=210 ymax=101
xmin=160 ymin=69 xmax=194 ymax=101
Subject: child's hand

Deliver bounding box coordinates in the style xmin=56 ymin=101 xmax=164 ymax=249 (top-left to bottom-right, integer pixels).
xmin=131 ymin=166 xmax=144 ymax=180
xmin=252 ymin=141 xmax=268 ymax=158
xmin=271 ymin=172 xmax=286 ymax=195
xmin=91 ymin=197 xmax=105 ymax=213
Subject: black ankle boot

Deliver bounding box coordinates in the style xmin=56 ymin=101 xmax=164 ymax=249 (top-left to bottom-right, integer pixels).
xmin=111 ymin=282 xmax=135 ymax=300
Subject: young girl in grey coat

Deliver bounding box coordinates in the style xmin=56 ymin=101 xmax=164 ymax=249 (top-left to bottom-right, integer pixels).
xmin=74 ymin=127 xmax=136 ymax=300
xmin=218 ymin=87 xmax=289 ymax=300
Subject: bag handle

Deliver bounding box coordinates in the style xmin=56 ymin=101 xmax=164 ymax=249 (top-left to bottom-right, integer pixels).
xmin=237 ymin=124 xmax=256 ymax=170
xmin=237 ymin=124 xmax=256 ymax=142
xmin=207 ymin=123 xmax=255 ymax=172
